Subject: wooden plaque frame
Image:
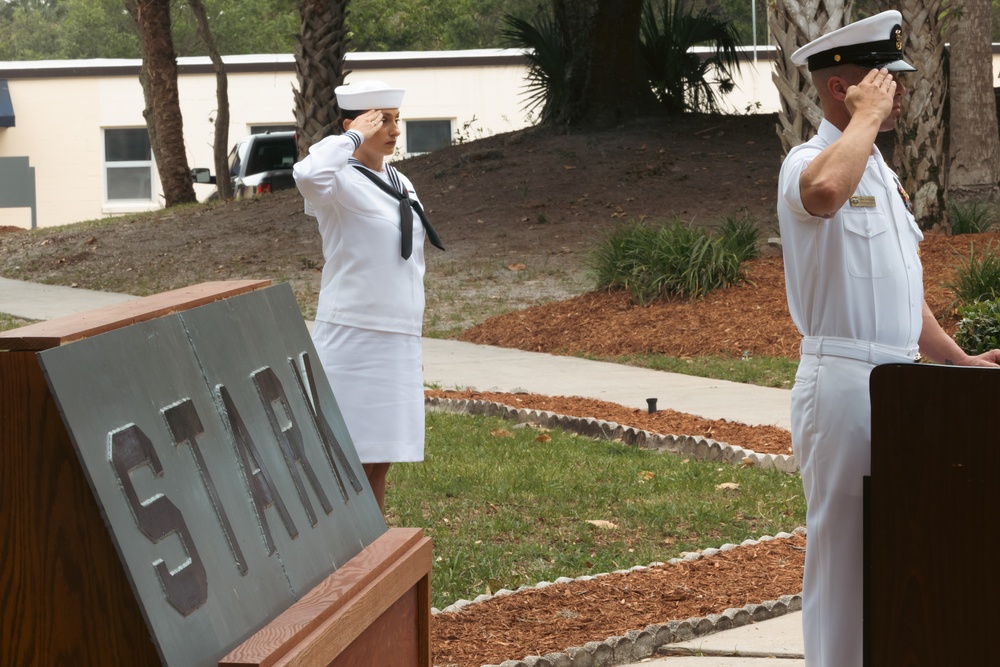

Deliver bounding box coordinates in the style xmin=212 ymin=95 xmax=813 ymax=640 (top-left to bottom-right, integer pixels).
xmin=866 ymin=363 xmax=1000 ymax=666
xmin=1 ymin=281 xmax=431 ymax=667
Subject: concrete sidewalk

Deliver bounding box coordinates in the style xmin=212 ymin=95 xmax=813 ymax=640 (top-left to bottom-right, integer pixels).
xmin=0 ymin=276 xmax=803 ymax=666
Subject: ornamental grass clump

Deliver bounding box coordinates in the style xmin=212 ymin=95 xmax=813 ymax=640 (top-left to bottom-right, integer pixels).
xmin=954 ymin=299 xmax=1000 ymax=355
xmin=589 ymin=218 xmax=746 ymax=304
xmin=948 ymin=199 xmax=997 ymax=235
xmin=718 ymin=209 xmax=761 ymax=262
xmin=946 ymin=241 xmax=1000 ymax=306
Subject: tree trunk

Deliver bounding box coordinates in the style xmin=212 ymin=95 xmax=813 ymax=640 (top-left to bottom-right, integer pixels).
xmin=187 ymin=0 xmax=233 ymax=201
xmin=551 ymin=0 xmax=654 ymax=129
xmin=769 ymin=0 xmax=854 ymax=153
xmin=125 ymin=0 xmax=196 ymax=207
xmin=294 ymin=0 xmax=351 ymax=157
xmin=891 ymin=0 xmax=950 ymax=229
xmin=947 ymin=0 xmax=1000 ymax=202
xmin=578 ymin=0 xmax=657 ymax=128
xmin=552 ymin=0 xmax=597 ymax=126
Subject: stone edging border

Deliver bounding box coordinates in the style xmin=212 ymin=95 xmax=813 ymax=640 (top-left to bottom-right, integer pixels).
xmin=424 ymin=396 xmax=798 ymax=473
xmin=432 ymin=529 xmax=806 ymax=667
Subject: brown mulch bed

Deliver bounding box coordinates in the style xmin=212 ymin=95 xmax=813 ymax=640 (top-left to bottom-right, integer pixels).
xmin=425 ymin=389 xmax=793 ymax=457
xmin=431 ymin=533 xmax=805 ymax=667
xmin=457 ymin=232 xmax=1000 ymax=360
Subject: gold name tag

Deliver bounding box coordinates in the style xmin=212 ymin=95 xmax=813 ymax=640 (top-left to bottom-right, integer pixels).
xmin=850 ymin=195 xmax=876 ymax=208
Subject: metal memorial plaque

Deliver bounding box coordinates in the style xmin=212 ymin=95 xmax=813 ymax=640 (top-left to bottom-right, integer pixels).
xmin=37 ymin=284 xmax=385 ymax=667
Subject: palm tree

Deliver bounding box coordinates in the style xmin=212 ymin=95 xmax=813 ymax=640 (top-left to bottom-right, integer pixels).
xmin=946 ymin=0 xmax=1000 ymax=205
xmin=294 ymin=0 xmax=351 ymax=157
xmin=892 ymin=0 xmax=950 ymax=228
xmin=124 ymin=0 xmax=197 ymax=207
xmin=769 ymin=0 xmax=854 ymax=152
xmin=640 ymin=0 xmax=741 ymax=114
xmin=501 ymin=11 xmax=570 ymax=124
xmin=504 ymin=0 xmax=740 ymax=125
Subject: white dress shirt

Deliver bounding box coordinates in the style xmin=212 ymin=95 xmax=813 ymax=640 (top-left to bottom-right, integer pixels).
xmin=777 ymin=119 xmax=924 ymax=350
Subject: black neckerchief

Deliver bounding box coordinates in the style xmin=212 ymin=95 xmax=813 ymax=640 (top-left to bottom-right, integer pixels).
xmin=350 ymin=163 xmax=445 ymax=259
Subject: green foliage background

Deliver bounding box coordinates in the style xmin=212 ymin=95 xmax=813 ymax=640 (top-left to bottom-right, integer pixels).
xmin=1 ymin=0 xmax=783 ymax=62
xmin=0 ymin=0 xmax=538 ymax=60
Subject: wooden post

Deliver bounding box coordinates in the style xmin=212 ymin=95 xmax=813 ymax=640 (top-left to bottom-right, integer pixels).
xmin=221 ymin=528 xmax=431 ymax=667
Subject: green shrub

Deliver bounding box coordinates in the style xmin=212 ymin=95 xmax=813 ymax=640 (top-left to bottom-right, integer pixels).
xmin=504 ymin=0 xmax=742 ymax=120
xmin=589 ymin=219 xmax=742 ymax=304
xmin=718 ymin=210 xmax=760 ymax=262
xmin=949 ymin=199 xmax=996 ymax=235
xmin=501 ymin=12 xmax=569 ymax=124
xmin=954 ymin=299 xmax=1000 ymax=354
xmin=640 ymin=0 xmax=742 ymax=114
xmin=947 ymin=241 xmax=1000 ymax=305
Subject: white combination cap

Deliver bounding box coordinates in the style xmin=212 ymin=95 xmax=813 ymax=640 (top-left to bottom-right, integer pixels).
xmin=335 ymin=80 xmax=405 ymax=110
xmin=791 ymin=10 xmax=916 ymax=72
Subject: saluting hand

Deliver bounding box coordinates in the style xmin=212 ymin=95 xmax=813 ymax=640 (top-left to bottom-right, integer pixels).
xmin=845 ymin=68 xmax=896 ymax=124
xmin=347 ymin=109 xmax=384 ymax=141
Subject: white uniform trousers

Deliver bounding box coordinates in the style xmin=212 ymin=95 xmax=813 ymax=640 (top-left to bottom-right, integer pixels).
xmin=792 ymin=353 xmax=875 ymax=667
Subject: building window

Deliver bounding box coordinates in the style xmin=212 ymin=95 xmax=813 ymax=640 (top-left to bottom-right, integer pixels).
xmin=405 ymin=119 xmax=452 ymax=154
xmin=105 ymin=128 xmax=153 ymax=202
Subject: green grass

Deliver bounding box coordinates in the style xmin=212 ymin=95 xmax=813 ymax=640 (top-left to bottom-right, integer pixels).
xmin=0 ymin=312 xmax=35 ymax=332
xmin=580 ymin=352 xmax=798 ymax=389
xmin=387 ymin=411 xmax=805 ymax=609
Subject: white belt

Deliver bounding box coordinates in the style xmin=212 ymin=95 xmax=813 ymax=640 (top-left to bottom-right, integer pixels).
xmin=800 ymin=336 xmax=919 ymax=365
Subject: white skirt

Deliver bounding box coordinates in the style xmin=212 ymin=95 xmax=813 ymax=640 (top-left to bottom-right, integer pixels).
xmin=311 ymin=321 xmax=424 ymax=463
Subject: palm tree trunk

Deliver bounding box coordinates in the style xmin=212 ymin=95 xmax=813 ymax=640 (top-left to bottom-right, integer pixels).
xmin=578 ymin=0 xmax=657 ymax=128
xmin=125 ymin=0 xmax=197 ymax=207
xmin=552 ymin=0 xmax=597 ymax=126
xmin=294 ymin=0 xmax=351 ymax=157
xmin=892 ymin=0 xmax=950 ymax=228
xmin=769 ymin=0 xmax=854 ymax=153
xmin=947 ymin=0 xmax=1000 ymax=203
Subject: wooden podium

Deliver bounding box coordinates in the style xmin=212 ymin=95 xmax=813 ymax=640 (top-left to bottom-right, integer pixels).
xmin=866 ymin=363 xmax=1000 ymax=666
xmin=1 ymin=281 xmax=431 ymax=667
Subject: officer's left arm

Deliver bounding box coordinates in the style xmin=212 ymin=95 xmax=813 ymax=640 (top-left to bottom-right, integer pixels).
xmin=918 ymin=300 xmax=1000 ymax=366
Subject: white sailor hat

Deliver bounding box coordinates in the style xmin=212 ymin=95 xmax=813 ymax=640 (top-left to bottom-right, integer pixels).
xmin=335 ymin=80 xmax=405 ymax=110
xmin=792 ymin=10 xmax=916 ymax=73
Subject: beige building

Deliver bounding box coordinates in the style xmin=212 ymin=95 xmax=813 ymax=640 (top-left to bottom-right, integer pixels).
xmin=0 ymin=48 xmax=784 ymax=230
xmin=0 ymin=50 xmax=533 ymax=229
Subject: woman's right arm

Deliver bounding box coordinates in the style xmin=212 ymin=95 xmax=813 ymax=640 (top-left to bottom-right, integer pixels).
xmin=293 ymin=130 xmax=365 ymax=205
xmin=294 ymin=109 xmax=385 ymax=205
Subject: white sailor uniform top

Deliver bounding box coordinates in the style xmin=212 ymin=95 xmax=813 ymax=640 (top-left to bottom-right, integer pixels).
xmin=293 ymin=130 xmax=429 ymax=335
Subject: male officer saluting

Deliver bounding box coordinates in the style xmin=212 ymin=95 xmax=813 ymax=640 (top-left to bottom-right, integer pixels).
xmin=778 ymin=10 xmax=1000 ymax=666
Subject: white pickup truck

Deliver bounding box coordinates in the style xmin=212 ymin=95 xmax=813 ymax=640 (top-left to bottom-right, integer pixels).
xmin=192 ymin=131 xmax=297 ymax=200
